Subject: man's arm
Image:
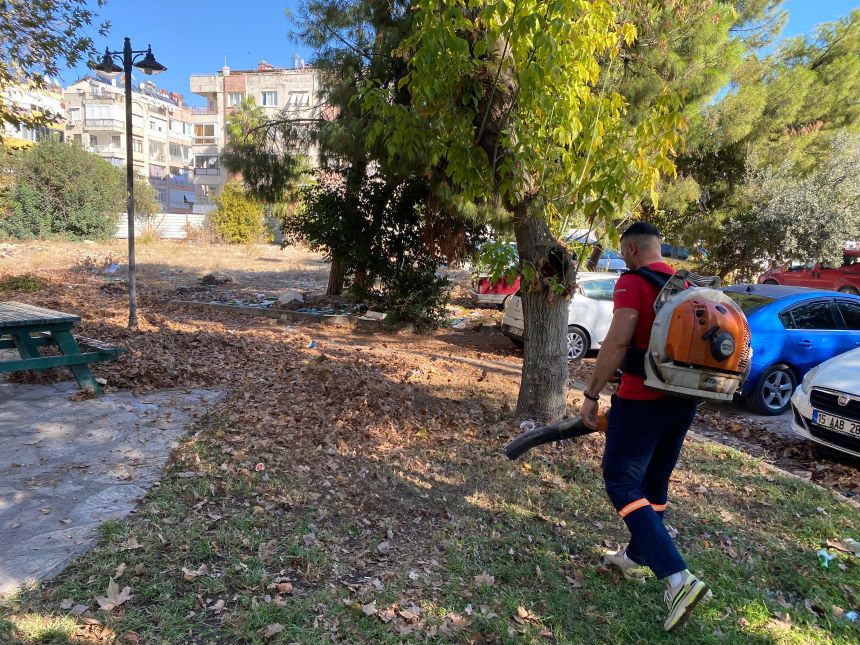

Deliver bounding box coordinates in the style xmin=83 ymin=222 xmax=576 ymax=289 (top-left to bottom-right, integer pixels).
xmin=580 ymin=308 xmax=638 ymax=428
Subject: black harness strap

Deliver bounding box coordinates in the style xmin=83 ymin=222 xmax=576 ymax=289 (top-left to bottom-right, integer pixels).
xmin=618 ymin=267 xmax=674 ymax=378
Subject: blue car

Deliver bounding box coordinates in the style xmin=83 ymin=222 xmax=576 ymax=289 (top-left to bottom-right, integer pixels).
xmin=722 ymin=285 xmax=860 ymax=415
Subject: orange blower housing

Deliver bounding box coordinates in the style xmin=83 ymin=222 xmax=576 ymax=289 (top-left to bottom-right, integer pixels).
xmin=664 ymin=299 xmax=750 ymax=375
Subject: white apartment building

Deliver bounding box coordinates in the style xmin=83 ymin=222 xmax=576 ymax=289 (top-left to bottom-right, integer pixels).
xmin=63 ymin=74 xmax=196 ymax=214
xmin=1 ymin=82 xmax=65 ymax=148
xmin=188 ymin=59 xmax=320 ymax=213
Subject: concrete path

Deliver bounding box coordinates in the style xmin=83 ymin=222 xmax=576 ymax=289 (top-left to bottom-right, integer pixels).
xmin=0 ymin=381 xmax=221 ymax=595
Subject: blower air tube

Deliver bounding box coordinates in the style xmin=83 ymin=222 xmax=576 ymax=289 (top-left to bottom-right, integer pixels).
xmin=504 ymin=413 xmax=608 ymax=460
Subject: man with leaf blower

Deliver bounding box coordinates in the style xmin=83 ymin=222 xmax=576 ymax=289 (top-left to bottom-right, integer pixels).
xmin=580 ymin=222 xmax=709 ymax=632
xmin=505 ymin=221 xmax=750 ymax=630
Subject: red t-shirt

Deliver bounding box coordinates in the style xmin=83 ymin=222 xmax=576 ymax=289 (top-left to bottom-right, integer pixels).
xmin=613 ymin=262 xmax=676 ymax=400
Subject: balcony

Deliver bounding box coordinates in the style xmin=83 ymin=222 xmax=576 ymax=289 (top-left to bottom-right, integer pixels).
xmin=170 ymin=154 xmax=192 ymax=164
xmin=169 ymin=175 xmax=193 ymax=185
xmin=149 ymin=177 xmax=169 ymax=188
xmin=85 ymin=118 xmax=124 ymax=131
xmin=193 ymin=137 xmax=217 ymax=146
xmin=193 ymin=167 xmax=220 ymax=176
xmin=191 ymin=106 xmax=217 ymax=115
xmin=149 ymin=153 xmax=166 ymax=163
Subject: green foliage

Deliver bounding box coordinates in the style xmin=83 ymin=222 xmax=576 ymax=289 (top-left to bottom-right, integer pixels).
xmin=208 ymin=182 xmax=265 ymax=244
xmin=0 ymin=274 xmax=43 ymax=293
xmin=0 ymin=140 xmax=126 ymax=240
xmin=702 ymin=131 xmax=860 ymax=280
xmin=669 ymin=8 xmax=860 ymax=270
xmin=361 ymin=0 xmax=685 ymax=238
xmin=473 ymin=240 xmax=519 ymax=285
xmin=289 ymin=174 xmax=450 ymax=329
xmin=0 ymin=1 xmax=109 ymax=137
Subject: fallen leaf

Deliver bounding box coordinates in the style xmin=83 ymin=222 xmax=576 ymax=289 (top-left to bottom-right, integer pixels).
xmin=118 ymin=536 xmax=142 ymax=551
xmin=361 ymin=602 xmax=377 ymax=616
xmin=827 ymin=538 xmax=860 ymax=557
xmin=399 ymin=609 xmax=418 ymax=621
xmin=275 ymin=582 xmax=293 ymax=594
xmin=120 ymin=632 xmax=140 ymax=644
xmin=210 ymin=599 xmax=225 ymax=613
xmin=70 ymin=604 xmax=89 ymax=616
xmin=303 ymin=533 xmax=317 ymax=546
xmin=95 ymin=577 xmax=133 ymax=611
xmin=60 ymin=598 xmax=74 ymax=610
xmin=114 ymin=562 xmax=127 ymax=579
xmin=379 ymin=608 xmax=397 ymax=623
xmin=517 ymin=606 xmax=529 ymax=619
xmin=376 ymin=540 xmax=391 ymax=554
xmin=40 ymin=507 xmax=51 ymax=514
xmin=182 ymin=564 xmax=209 ymax=582
xmin=473 ymin=572 xmax=495 ymax=587
xmin=256 ymin=623 xmax=284 ymax=639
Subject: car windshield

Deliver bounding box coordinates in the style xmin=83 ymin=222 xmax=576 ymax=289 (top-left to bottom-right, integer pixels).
xmin=601 ymin=249 xmax=621 ymax=259
xmin=580 ymin=279 xmax=617 ymax=301
xmin=724 ymin=291 xmax=775 ymax=315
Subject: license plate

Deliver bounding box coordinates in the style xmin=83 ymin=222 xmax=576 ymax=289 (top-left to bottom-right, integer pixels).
xmin=812 ymin=409 xmax=860 ymax=437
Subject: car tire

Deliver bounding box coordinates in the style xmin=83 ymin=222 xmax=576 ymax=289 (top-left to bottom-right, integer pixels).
xmin=763 ymin=280 xmax=779 ymax=285
xmin=745 ymin=364 xmax=797 ymax=415
xmin=567 ymin=326 xmax=590 ymax=362
xmin=837 ymin=286 xmax=859 ymax=295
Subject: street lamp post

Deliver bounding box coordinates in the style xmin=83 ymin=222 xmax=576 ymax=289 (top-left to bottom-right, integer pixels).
xmin=93 ymin=38 xmax=166 ymax=330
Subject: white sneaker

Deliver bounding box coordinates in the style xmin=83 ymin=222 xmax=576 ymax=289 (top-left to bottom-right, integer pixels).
xmin=603 ymin=546 xmax=650 ymax=582
xmin=664 ymin=570 xmax=709 ymax=631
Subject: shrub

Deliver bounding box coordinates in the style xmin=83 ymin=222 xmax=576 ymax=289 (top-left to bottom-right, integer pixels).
xmin=208 ymin=182 xmax=265 ymax=244
xmin=0 ymin=140 xmax=129 ymax=240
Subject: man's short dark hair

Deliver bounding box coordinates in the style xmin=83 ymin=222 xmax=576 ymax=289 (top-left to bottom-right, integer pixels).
xmin=620 ymin=221 xmax=662 ymax=241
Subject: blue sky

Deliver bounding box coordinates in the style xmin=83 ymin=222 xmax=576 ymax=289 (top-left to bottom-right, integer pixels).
xmin=65 ymin=0 xmax=858 ymax=107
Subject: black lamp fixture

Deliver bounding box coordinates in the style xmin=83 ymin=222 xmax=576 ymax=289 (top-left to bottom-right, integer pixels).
xmin=91 ymin=38 xmax=167 ymax=329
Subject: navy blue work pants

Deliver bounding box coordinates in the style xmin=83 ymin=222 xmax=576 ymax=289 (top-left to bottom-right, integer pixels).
xmin=602 ymin=395 xmax=697 ymax=579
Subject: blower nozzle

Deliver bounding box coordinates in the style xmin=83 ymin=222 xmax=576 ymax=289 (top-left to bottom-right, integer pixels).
xmin=504 ymin=413 xmax=607 ymax=460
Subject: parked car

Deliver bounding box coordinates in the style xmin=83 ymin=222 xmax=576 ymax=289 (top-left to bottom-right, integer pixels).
xmin=790 ymin=348 xmax=860 ymax=458
xmin=758 ymin=249 xmax=860 ymax=294
xmin=722 ymin=284 xmax=860 ymax=415
xmin=469 ymin=274 xmax=521 ymax=306
xmin=501 ymin=272 xmax=618 ymax=360
xmin=595 ymin=249 xmax=627 ymax=273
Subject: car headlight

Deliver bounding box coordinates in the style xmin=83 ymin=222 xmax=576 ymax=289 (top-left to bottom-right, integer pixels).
xmin=801 ymin=365 xmax=821 ymax=395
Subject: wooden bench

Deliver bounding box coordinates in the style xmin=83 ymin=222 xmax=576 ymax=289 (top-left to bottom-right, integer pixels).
xmin=0 ymin=302 xmax=123 ymax=395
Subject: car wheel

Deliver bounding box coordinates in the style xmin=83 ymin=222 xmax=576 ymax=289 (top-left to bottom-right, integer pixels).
xmin=763 ymin=279 xmax=779 ymax=285
xmin=838 ymin=286 xmax=859 ymax=295
xmin=746 ymin=364 xmax=796 ymax=415
xmin=567 ymin=326 xmax=590 ymax=362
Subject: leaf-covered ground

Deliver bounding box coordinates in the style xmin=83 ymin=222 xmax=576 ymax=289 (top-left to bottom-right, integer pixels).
xmin=0 ymin=244 xmax=858 ymax=644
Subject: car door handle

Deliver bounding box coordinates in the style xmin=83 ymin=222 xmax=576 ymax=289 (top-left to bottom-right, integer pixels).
xmin=797 ymin=340 xmax=814 ymax=348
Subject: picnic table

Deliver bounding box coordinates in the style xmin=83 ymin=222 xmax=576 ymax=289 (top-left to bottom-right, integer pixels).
xmin=0 ymin=302 xmax=123 ymax=395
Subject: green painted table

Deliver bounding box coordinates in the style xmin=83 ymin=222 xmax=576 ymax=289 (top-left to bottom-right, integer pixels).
xmin=0 ymin=302 xmax=123 ymax=394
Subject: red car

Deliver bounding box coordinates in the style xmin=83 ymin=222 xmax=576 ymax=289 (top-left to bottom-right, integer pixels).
xmin=758 ymin=249 xmax=860 ymax=295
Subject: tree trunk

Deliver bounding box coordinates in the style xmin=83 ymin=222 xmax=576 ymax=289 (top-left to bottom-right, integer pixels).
xmin=586 ymin=242 xmax=603 ymax=271
xmin=513 ymin=207 xmax=574 ymax=422
xmin=326 ymin=255 xmax=344 ymax=296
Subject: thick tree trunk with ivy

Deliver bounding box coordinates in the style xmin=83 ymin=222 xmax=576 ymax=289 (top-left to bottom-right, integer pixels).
xmin=512 ymin=207 xmax=574 ymax=421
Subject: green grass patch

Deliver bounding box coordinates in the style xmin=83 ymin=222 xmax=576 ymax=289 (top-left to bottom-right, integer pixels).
xmin=0 ymin=274 xmax=43 ymax=293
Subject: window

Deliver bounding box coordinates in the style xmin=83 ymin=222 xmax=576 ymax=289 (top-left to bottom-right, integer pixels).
xmin=169 ymin=119 xmax=191 ymax=136
xmin=149 ymin=117 xmax=166 ymax=133
xmin=194 ymin=124 xmax=216 ymax=144
xmin=69 ymin=108 xmax=81 ymax=123
xmin=228 ymin=92 xmax=244 ymax=107
xmin=112 ymin=135 xmax=121 ymax=148
xmin=261 ymin=91 xmax=278 ymax=106
xmin=779 ymin=301 xmax=839 ymax=330
xmin=725 ymin=292 xmax=775 ymax=315
xmin=155 ymin=188 xmax=168 ymax=204
xmin=89 ymin=135 xmax=97 ymax=148
xmin=132 ymin=139 xmax=143 ymax=153
xmin=132 ymin=114 xmax=144 ymax=129
xmin=288 ymin=91 xmax=309 ymax=107
xmin=837 ymin=301 xmax=860 ymax=331
xmin=169 ymin=142 xmax=191 ymax=161
xmin=579 ymin=279 xmax=617 ymax=301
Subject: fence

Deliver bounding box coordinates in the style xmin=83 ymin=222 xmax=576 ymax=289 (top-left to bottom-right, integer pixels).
xmin=115 ymin=212 xmax=206 ymax=240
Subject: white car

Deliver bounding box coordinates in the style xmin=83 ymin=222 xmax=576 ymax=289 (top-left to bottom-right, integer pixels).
xmin=501 ymin=272 xmax=618 ymax=360
xmin=790 ymin=347 xmax=860 ymax=458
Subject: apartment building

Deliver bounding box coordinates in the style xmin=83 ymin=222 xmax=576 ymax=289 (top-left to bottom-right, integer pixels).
xmin=188 ymin=59 xmax=320 ymax=213
xmin=63 ymin=74 xmax=196 ymax=214
xmin=1 ymin=82 xmax=65 ymax=148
